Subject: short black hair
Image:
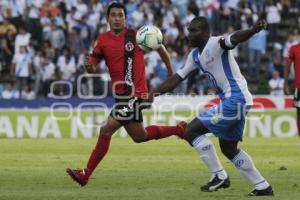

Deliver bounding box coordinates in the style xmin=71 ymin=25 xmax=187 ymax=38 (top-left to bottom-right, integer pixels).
xmin=106 ymin=2 xmax=127 ymax=17
xmin=190 ymin=16 xmax=210 ymax=33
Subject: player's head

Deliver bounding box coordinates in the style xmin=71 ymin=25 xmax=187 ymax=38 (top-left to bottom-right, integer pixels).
xmin=187 ymin=16 xmax=210 ymax=48
xmin=107 ymin=2 xmax=127 ymax=34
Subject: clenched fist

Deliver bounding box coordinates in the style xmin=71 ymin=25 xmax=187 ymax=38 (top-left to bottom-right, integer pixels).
xmin=253 ymin=19 xmax=268 ymax=33
xmin=84 ymin=57 xmax=96 ymax=73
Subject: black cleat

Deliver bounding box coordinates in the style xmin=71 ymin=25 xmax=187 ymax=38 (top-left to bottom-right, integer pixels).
xmin=201 ymin=175 xmax=231 ymax=192
xmin=247 ymin=186 xmax=274 ymax=196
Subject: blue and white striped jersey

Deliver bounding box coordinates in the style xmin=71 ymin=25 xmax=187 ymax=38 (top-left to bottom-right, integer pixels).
xmin=177 ymin=36 xmax=253 ymax=105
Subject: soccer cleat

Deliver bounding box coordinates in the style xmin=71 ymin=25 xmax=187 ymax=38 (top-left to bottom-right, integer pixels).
xmin=247 ymin=186 xmax=274 ymax=196
xmin=66 ymin=168 xmax=89 ymax=186
xmin=176 ymin=121 xmax=187 ymax=139
xmin=200 ymin=175 xmax=231 ymax=192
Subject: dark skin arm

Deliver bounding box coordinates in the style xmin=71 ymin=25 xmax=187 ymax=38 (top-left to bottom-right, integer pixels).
xmin=148 ymin=74 xmax=183 ymax=102
xmin=229 ymin=20 xmax=267 ymax=46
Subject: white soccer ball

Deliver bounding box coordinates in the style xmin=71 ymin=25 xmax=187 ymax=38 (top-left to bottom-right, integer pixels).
xmin=136 ymin=25 xmax=163 ymax=52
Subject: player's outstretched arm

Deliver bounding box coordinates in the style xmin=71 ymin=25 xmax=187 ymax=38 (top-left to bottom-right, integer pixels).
xmin=157 ymin=45 xmax=174 ymax=77
xmin=229 ymin=20 xmax=267 ymax=46
xmin=148 ymin=74 xmax=183 ymax=102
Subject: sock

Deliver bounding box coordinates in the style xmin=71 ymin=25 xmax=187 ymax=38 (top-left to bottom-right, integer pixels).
xmin=192 ymin=135 xmax=228 ymax=180
xmin=145 ymin=125 xmax=185 ymax=140
xmin=297 ymin=120 xmax=300 ymax=137
xmin=85 ymin=134 xmax=111 ymax=178
xmin=231 ymin=149 xmax=270 ymax=190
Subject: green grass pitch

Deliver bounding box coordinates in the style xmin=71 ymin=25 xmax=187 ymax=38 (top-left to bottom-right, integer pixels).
xmin=1 ymin=136 xmax=300 ymax=200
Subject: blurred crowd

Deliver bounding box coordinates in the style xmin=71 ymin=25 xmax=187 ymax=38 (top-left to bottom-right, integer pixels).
xmin=0 ymin=0 xmax=300 ymax=99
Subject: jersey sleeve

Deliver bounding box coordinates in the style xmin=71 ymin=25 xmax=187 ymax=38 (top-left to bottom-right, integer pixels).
xmin=88 ymin=35 xmax=103 ymax=65
xmin=176 ymin=51 xmax=198 ymax=79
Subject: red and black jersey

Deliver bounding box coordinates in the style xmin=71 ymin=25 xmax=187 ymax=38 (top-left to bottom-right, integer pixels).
xmin=89 ymin=28 xmax=148 ymax=97
xmin=286 ymin=43 xmax=300 ymax=89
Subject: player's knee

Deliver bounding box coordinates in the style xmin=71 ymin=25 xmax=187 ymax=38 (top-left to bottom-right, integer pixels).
xmin=185 ymin=129 xmax=204 ymax=146
xmin=131 ymin=136 xmax=147 ymax=143
xmin=100 ymin=125 xmax=115 ymax=136
xmin=220 ymin=147 xmax=239 ymax=160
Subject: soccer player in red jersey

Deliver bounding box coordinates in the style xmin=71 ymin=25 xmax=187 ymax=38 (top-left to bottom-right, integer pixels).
xmin=66 ymin=2 xmax=186 ymax=186
xmin=284 ymin=42 xmax=300 ymax=137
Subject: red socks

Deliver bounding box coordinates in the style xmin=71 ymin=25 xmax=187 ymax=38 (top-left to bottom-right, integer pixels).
xmin=297 ymin=120 xmax=300 ymax=137
xmin=85 ymin=135 xmax=111 ymax=178
xmin=145 ymin=125 xmax=185 ymax=140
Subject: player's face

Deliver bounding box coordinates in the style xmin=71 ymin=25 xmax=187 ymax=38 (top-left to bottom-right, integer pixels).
xmin=108 ymin=8 xmax=126 ymax=34
xmin=187 ymin=21 xmax=207 ymax=48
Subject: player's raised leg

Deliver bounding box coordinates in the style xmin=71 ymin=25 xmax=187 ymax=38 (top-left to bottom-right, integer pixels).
xmin=185 ymin=118 xmax=230 ymax=192
xmin=124 ymin=121 xmax=187 ymax=143
xmin=219 ymin=139 xmax=274 ymax=196
xmin=66 ymin=116 xmax=122 ymax=186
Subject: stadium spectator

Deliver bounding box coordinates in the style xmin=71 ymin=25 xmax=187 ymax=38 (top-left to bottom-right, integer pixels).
xmin=171 ymin=51 xmax=186 ymax=94
xmin=73 ymin=0 xmax=88 ymax=20
xmin=283 ymin=29 xmax=300 ymax=60
xmin=148 ymin=16 xmax=274 ymax=196
xmin=40 ymin=0 xmax=59 ymax=18
xmin=56 ymin=47 xmax=76 ymax=95
xmin=0 ymin=18 xmax=17 ymax=35
xmin=40 ymin=56 xmax=55 ymax=97
xmin=131 ymin=3 xmax=145 ymax=28
xmin=65 ymin=2 xmax=186 ymax=187
xmin=49 ymin=23 xmax=66 ymax=55
xmin=266 ymin=0 xmax=282 ymax=44
xmin=268 ymin=51 xmax=284 ymax=77
xmin=21 ymin=84 xmax=35 ymax=100
xmin=284 ymin=41 xmax=300 ymax=137
xmin=76 ymin=15 xmax=92 ymax=49
xmin=14 ymin=26 xmax=31 ymax=54
xmin=32 ymin=49 xmax=43 ymax=97
xmin=40 ymin=12 xmax=52 ymax=41
xmin=247 ymin=25 xmax=268 ymax=78
xmin=149 ymin=73 xmax=162 ymax=89
xmin=86 ymin=4 xmax=101 ymax=40
xmin=65 ymin=6 xmax=78 ymax=32
xmin=26 ymin=0 xmax=43 ymax=45
xmin=1 ymin=28 xmax=16 ymax=75
xmin=67 ymin=27 xmax=84 ymax=58
xmin=75 ymin=47 xmax=95 ymax=97
xmin=1 ymin=82 xmax=19 ymax=99
xmin=11 ymin=46 xmax=32 ymax=98
xmin=268 ymin=70 xmax=284 ymax=96
xmin=7 ymin=0 xmax=26 ymax=27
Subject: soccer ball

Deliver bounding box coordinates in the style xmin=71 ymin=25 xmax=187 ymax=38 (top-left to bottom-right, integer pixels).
xmin=136 ymin=25 xmax=163 ymax=52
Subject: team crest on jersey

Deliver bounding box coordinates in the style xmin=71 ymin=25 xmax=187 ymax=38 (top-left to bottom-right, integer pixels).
xmin=125 ymin=41 xmax=134 ymax=52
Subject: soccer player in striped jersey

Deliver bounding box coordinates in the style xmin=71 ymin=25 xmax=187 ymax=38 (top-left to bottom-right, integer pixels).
xmin=148 ymin=16 xmax=274 ymax=196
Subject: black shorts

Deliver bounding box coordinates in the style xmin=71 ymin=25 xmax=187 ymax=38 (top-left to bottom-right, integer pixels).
xmin=110 ymin=96 xmax=150 ymax=125
xmin=294 ymin=88 xmax=300 ymax=108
